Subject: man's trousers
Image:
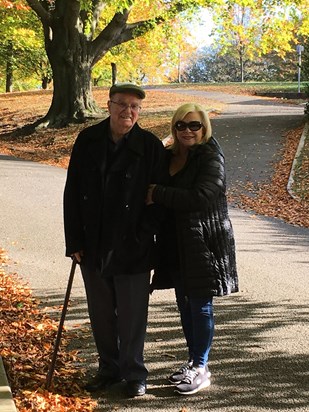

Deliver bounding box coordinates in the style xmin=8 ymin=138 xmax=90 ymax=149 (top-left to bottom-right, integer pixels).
xmin=81 ymin=265 xmax=151 ymax=381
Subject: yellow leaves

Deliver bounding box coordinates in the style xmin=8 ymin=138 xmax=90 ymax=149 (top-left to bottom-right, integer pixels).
xmin=212 ymin=0 xmax=309 ymax=60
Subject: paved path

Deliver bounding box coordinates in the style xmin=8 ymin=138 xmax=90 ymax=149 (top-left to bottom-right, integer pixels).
xmin=1 ymin=91 xmax=309 ymax=411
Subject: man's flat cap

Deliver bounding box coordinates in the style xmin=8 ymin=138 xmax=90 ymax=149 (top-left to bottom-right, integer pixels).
xmin=109 ymin=83 xmax=146 ymax=99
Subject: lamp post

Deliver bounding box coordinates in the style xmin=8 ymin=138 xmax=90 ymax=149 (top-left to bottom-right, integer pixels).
xmin=296 ymin=44 xmax=304 ymax=94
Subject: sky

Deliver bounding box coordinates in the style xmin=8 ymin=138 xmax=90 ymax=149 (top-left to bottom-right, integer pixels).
xmin=188 ymin=8 xmax=214 ymax=48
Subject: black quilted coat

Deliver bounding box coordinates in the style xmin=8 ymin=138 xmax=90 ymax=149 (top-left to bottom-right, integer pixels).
xmin=152 ymin=137 xmax=238 ymax=298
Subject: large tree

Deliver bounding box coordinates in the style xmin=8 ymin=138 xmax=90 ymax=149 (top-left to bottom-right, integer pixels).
xmin=21 ymin=0 xmax=208 ymax=128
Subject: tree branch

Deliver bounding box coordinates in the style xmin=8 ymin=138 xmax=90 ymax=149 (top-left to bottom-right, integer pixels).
xmin=89 ymin=0 xmax=203 ymax=65
xmin=25 ymin=0 xmax=51 ymax=24
xmin=91 ymin=9 xmax=131 ymax=65
xmin=89 ymin=0 xmax=106 ymax=39
xmin=116 ymin=16 xmax=165 ymax=44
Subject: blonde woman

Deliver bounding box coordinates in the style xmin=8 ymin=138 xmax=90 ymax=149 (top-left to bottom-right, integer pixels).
xmin=147 ymin=103 xmax=238 ymax=395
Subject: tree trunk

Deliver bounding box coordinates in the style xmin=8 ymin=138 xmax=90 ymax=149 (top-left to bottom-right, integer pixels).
xmin=36 ymin=14 xmax=103 ymax=128
xmin=111 ymin=62 xmax=117 ymax=85
xmin=6 ymin=41 xmax=13 ymax=93
xmin=239 ymin=48 xmax=244 ymax=83
xmin=39 ymin=50 xmax=102 ymax=128
xmin=41 ymin=76 xmax=51 ymax=89
xmin=177 ymin=52 xmax=181 ymax=83
xmin=240 ymin=57 xmax=244 ymax=83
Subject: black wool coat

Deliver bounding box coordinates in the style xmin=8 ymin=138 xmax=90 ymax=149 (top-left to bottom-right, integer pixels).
xmin=63 ymin=117 xmax=167 ymax=275
xmin=152 ymin=137 xmax=238 ymax=298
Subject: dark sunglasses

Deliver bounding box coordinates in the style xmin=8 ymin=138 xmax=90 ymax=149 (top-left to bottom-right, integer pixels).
xmin=174 ymin=121 xmax=203 ymax=132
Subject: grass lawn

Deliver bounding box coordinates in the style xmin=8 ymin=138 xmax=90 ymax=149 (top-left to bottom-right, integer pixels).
xmin=152 ymin=81 xmax=309 ymax=94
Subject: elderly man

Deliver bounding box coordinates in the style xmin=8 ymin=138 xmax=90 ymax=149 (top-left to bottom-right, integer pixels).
xmin=64 ymin=83 xmax=166 ymax=397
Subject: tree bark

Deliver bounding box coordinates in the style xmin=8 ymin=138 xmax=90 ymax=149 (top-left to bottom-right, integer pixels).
xmin=111 ymin=62 xmax=117 ymax=85
xmin=41 ymin=76 xmax=51 ymax=90
xmin=5 ymin=41 xmax=13 ymax=93
xmin=40 ymin=40 xmax=102 ymax=127
xmin=34 ymin=3 xmax=103 ymax=128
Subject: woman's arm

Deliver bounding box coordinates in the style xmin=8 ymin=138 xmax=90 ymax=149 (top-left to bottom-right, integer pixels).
xmin=152 ymin=150 xmax=226 ymax=212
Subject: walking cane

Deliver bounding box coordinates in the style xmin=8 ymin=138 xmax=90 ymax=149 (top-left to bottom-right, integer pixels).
xmin=45 ymin=257 xmax=77 ymax=390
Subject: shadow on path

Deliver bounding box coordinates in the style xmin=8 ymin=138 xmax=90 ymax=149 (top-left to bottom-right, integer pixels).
xmin=37 ymin=289 xmax=309 ymax=412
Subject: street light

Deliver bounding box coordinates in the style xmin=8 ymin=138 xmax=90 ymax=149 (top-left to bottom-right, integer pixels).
xmin=296 ymin=44 xmax=304 ymax=94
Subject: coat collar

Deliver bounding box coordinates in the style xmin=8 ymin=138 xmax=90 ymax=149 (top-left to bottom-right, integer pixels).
xmin=86 ymin=117 xmax=145 ymax=167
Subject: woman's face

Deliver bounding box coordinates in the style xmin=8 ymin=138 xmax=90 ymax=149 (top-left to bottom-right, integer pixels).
xmin=175 ymin=112 xmax=204 ymax=150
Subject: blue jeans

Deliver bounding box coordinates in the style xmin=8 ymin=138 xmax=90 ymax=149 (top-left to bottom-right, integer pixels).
xmin=175 ymin=282 xmax=214 ymax=368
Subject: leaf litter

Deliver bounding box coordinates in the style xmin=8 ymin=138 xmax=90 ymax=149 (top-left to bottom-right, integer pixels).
xmin=228 ymin=126 xmax=309 ymax=227
xmin=0 ymin=248 xmax=97 ymax=411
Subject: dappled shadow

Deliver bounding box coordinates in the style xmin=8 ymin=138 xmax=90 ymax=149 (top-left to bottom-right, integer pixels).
xmin=36 ymin=288 xmax=309 ymax=411
xmin=0 ymin=154 xmax=34 ymax=162
xmin=93 ymin=295 xmax=309 ymax=411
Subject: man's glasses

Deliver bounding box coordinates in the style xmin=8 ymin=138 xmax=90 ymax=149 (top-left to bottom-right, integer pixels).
xmin=174 ymin=121 xmax=203 ymax=132
xmin=110 ymin=100 xmax=141 ymax=112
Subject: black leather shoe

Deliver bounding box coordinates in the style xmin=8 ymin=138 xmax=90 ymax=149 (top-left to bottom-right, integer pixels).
xmin=84 ymin=373 xmax=121 ymax=392
xmin=126 ymin=380 xmax=147 ymax=397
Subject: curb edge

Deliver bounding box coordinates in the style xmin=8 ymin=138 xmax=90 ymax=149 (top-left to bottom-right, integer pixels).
xmin=287 ymin=121 xmax=309 ymax=200
xmin=0 ymin=356 xmax=18 ymax=412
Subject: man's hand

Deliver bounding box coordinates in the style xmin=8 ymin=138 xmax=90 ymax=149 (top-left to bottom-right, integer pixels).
xmin=145 ymin=184 xmax=156 ymax=205
xmin=71 ymin=251 xmax=83 ymax=263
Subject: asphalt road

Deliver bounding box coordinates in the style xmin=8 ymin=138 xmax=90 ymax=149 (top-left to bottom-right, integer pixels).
xmin=0 ymin=91 xmax=308 ymax=411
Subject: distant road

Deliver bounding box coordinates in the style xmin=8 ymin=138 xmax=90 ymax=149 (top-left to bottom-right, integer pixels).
xmin=161 ymin=88 xmax=305 ymax=187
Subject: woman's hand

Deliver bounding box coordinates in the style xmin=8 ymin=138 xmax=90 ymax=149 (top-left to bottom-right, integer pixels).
xmin=145 ymin=184 xmax=156 ymax=205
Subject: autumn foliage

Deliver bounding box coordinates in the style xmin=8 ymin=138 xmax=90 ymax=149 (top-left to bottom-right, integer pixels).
xmin=0 ymin=0 xmax=28 ymax=10
xmin=0 ymin=248 xmax=96 ymax=411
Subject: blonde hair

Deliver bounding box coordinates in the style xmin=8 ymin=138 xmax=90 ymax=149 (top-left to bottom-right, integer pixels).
xmin=170 ymin=103 xmax=212 ymax=153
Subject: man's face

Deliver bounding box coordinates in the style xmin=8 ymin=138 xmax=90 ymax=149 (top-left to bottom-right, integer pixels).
xmin=107 ymin=92 xmax=142 ymax=139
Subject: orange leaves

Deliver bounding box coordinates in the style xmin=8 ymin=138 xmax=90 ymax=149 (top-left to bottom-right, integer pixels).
xmin=17 ymin=388 xmax=96 ymax=412
xmin=233 ymin=126 xmax=309 ymax=228
xmin=0 ymin=249 xmax=97 ymax=411
xmin=0 ymin=0 xmax=14 ymax=7
xmin=0 ymin=0 xmax=29 ymax=10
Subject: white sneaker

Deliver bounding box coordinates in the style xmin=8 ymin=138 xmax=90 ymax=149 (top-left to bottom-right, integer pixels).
xmin=175 ymin=366 xmax=211 ymax=395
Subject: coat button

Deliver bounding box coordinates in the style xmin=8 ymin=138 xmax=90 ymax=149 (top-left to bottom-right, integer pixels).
xmin=125 ymin=204 xmax=130 ymax=210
